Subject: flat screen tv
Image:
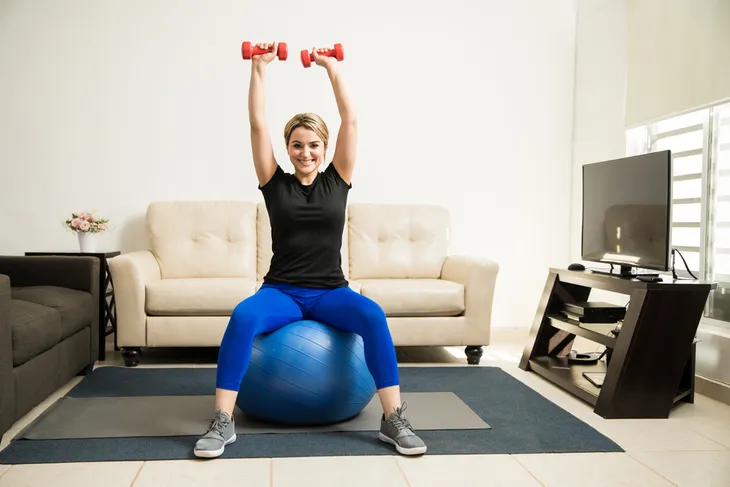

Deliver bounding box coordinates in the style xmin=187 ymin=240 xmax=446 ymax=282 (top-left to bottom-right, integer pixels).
xmin=581 ymin=150 xmax=672 ymax=276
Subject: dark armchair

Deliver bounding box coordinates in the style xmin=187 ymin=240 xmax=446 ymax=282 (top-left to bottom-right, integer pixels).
xmin=0 ymin=255 xmax=99 ymax=440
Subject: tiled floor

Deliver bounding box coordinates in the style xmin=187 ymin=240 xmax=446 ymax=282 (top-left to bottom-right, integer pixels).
xmin=1 ymin=329 xmax=729 ymax=486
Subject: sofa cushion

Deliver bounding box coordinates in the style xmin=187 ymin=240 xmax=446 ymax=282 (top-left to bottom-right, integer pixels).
xmin=12 ymin=286 xmax=93 ymax=341
xmin=347 ymin=204 xmax=449 ymax=280
xmin=147 ymin=201 xmax=259 ymax=279
xmin=9 ymin=299 xmax=62 ymax=366
xmin=146 ymin=278 xmax=257 ymax=315
xmin=358 ymin=279 xmax=464 ymax=317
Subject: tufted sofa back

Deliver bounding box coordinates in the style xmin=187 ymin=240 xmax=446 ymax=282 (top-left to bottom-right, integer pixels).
xmin=347 ymin=204 xmax=450 ymax=279
xmin=147 ymin=201 xmax=259 ymax=279
xmin=145 ymin=201 xmax=450 ymax=281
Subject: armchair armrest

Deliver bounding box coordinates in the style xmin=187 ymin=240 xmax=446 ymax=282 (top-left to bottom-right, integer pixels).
xmin=108 ymin=251 xmax=161 ymax=347
xmin=0 ymin=256 xmax=98 ymax=294
xmin=441 ymin=255 xmax=499 ymax=346
xmin=0 ymin=275 xmax=14 ymax=438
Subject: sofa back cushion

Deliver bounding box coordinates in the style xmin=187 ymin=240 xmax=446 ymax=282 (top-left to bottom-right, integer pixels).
xmin=347 ymin=204 xmax=449 ymax=279
xmin=256 ymin=202 xmax=350 ymax=281
xmin=147 ymin=201 xmax=258 ymax=279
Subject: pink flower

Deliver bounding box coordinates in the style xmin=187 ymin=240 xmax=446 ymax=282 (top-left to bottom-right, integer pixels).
xmin=78 ymin=212 xmax=87 ymax=219
xmin=98 ymin=223 xmax=107 ymax=231
xmin=79 ymin=221 xmax=90 ymax=231
xmin=71 ymin=218 xmax=81 ymax=228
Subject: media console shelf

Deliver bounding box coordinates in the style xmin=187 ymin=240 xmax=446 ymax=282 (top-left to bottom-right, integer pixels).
xmin=519 ymin=268 xmax=716 ymax=419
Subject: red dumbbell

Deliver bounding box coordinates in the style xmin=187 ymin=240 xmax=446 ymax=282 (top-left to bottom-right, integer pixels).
xmin=300 ymin=43 xmax=344 ymax=68
xmin=241 ymin=41 xmax=288 ymax=61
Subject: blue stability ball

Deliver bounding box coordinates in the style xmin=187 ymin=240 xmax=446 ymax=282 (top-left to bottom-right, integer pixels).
xmin=236 ymin=320 xmax=377 ymax=426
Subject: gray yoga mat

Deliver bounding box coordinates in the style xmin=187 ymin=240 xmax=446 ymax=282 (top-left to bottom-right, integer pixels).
xmin=19 ymin=392 xmax=489 ymax=440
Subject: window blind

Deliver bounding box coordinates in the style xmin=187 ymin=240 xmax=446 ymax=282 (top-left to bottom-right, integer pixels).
xmin=625 ymin=0 xmax=730 ymax=127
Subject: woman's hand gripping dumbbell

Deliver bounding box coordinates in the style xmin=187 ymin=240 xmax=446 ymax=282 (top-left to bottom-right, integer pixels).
xmin=241 ymin=41 xmax=288 ymax=61
xmin=300 ymin=43 xmax=344 ymax=68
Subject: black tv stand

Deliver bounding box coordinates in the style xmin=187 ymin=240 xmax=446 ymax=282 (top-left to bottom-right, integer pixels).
xmin=519 ymin=268 xmax=716 ymax=419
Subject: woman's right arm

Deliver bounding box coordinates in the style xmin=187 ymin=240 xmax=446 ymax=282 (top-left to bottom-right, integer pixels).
xmin=249 ymin=43 xmax=278 ymax=187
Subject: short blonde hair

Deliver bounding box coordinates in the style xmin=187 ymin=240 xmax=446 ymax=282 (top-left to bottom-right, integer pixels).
xmin=284 ymin=113 xmax=329 ymax=150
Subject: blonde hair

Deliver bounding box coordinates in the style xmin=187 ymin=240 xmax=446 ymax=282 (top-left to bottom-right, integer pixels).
xmin=284 ymin=113 xmax=329 ymax=150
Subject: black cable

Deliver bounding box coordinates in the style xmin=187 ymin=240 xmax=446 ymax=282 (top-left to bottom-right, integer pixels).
xmin=672 ymin=248 xmax=698 ymax=279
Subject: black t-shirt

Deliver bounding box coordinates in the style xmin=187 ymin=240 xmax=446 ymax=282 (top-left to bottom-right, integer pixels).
xmin=259 ymin=163 xmax=351 ymax=289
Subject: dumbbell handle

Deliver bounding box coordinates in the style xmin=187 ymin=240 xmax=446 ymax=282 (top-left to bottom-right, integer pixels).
xmin=241 ymin=42 xmax=288 ymax=61
xmin=311 ymin=47 xmax=337 ymax=57
xmin=250 ymin=45 xmax=275 ymax=56
xmin=301 ymin=43 xmax=344 ymax=68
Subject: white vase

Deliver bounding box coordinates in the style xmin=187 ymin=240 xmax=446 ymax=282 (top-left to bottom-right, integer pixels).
xmin=77 ymin=232 xmax=97 ymax=253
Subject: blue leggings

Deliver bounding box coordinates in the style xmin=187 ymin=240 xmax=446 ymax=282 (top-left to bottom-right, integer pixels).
xmin=216 ymin=283 xmax=399 ymax=392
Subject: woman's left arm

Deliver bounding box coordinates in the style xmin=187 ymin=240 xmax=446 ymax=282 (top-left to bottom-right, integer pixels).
xmin=314 ymin=51 xmax=357 ymax=184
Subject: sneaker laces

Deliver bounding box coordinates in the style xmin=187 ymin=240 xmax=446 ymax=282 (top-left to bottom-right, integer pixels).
xmin=205 ymin=412 xmax=229 ymax=437
xmin=389 ymin=402 xmax=414 ymax=432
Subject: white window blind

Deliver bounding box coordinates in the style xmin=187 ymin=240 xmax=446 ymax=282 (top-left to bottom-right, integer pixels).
xmin=707 ymin=104 xmax=730 ymax=281
xmin=627 ymin=101 xmax=730 ymax=326
xmin=626 ymin=0 xmax=730 ymax=127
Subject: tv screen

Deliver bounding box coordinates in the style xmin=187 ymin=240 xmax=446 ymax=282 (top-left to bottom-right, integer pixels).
xmin=581 ymin=150 xmax=672 ymax=273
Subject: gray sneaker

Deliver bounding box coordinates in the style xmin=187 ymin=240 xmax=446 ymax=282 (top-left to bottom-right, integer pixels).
xmin=379 ymin=402 xmax=427 ymax=455
xmin=194 ymin=409 xmax=236 ymax=458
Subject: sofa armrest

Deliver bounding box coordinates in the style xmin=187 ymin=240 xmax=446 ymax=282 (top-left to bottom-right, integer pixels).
xmin=0 ymin=275 xmax=14 ymax=438
xmin=441 ymin=255 xmax=499 ymax=346
xmin=0 ymin=256 xmax=98 ymax=294
xmin=108 ymin=251 xmax=161 ymax=347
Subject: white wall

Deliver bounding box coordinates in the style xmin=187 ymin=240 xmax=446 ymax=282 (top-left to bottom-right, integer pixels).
xmin=570 ymin=0 xmax=629 ymax=265
xmin=0 ymin=0 xmax=578 ymax=330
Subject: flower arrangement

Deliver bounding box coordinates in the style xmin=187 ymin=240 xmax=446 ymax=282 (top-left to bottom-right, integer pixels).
xmin=64 ymin=212 xmax=110 ymax=233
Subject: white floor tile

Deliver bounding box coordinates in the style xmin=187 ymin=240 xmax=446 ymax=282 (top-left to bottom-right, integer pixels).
xmin=0 ymin=461 xmax=143 ymax=487
xmin=396 ymin=454 xmax=543 ymax=487
xmin=629 ymin=451 xmax=730 ymax=487
xmin=669 ymin=397 xmax=730 ymax=448
xmin=0 ymin=466 xmax=8 ymax=479
xmin=514 ymin=452 xmax=675 ymax=487
xmin=683 ymin=420 xmax=730 ymax=449
xmin=133 ymin=458 xmax=270 ymax=486
xmin=272 ymin=456 xmax=408 ymax=487
xmin=587 ymin=418 xmax=727 ymax=452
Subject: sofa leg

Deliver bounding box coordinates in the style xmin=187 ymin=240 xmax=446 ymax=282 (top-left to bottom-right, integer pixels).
xmin=465 ymin=346 xmax=483 ymax=365
xmin=121 ymin=347 xmax=141 ymax=367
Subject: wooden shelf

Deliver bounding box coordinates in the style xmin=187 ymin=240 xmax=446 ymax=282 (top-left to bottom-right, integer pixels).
xmin=546 ymin=314 xmax=617 ymax=348
xmin=674 ymin=389 xmax=692 ymax=404
xmin=520 ymin=268 xmax=715 ymax=419
xmin=529 ymin=355 xmax=693 ymax=408
xmin=529 ymin=356 xmax=602 ymax=405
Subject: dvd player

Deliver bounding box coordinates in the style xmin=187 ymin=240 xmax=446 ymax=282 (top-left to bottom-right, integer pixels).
xmin=562 ymin=301 xmax=626 ymax=323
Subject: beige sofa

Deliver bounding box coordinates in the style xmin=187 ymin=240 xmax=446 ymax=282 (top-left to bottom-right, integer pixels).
xmin=108 ymin=201 xmax=499 ymax=367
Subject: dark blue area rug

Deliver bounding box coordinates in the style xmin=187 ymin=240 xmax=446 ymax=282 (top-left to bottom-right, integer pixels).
xmin=0 ymin=366 xmax=622 ymax=464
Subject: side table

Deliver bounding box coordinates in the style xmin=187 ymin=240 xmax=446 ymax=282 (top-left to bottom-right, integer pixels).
xmin=25 ymin=250 xmax=120 ymax=361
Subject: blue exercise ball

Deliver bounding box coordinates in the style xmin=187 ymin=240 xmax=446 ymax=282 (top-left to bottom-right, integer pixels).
xmin=236 ymin=320 xmax=377 ymax=426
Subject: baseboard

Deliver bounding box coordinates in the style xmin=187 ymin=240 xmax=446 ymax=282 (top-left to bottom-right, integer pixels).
xmin=695 ymin=375 xmax=730 ymax=406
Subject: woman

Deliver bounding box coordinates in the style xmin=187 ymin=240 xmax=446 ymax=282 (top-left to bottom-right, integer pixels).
xmin=194 ymin=42 xmax=427 ymax=459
